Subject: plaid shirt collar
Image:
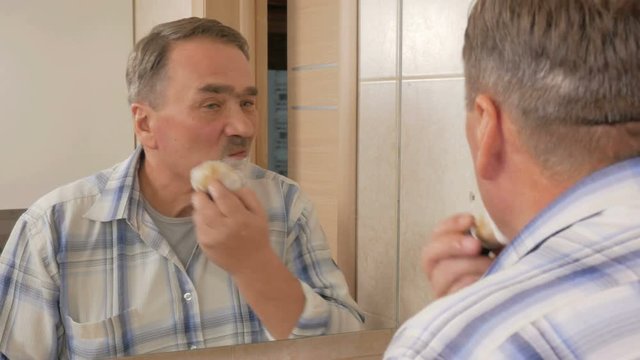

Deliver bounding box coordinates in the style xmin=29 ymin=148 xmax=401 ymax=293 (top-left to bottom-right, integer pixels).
xmin=83 ymin=146 xmax=143 ymax=222
xmin=490 ymin=156 xmax=640 ymax=274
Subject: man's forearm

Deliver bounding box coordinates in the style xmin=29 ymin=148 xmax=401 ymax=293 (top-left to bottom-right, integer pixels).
xmin=231 ymin=250 xmax=305 ymax=339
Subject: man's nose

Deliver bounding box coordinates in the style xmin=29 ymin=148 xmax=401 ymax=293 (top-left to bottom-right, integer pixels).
xmin=225 ymin=104 xmax=255 ymax=137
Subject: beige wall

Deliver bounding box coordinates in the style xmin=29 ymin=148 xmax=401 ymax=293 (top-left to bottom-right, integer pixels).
xmin=0 ymin=0 xmax=134 ymax=211
xmin=133 ymin=0 xmax=193 ymax=41
xmin=357 ymin=0 xmax=478 ymax=326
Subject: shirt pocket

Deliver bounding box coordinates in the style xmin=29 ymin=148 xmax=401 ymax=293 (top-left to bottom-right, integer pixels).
xmin=64 ymin=308 xmax=142 ymax=359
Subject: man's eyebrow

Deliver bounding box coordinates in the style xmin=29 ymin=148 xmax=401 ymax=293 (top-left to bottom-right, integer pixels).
xmin=198 ymin=84 xmax=258 ymax=96
xmin=244 ymin=86 xmax=258 ymax=96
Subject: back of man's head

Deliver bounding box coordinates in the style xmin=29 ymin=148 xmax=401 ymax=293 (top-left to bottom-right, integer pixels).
xmin=464 ymin=0 xmax=640 ymax=179
xmin=126 ymin=17 xmax=249 ymax=108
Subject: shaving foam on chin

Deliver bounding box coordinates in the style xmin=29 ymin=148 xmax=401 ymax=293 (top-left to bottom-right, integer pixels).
xmin=190 ymin=160 xmax=245 ymax=192
xmin=221 ymin=157 xmax=249 ymax=172
xmin=485 ymin=211 xmax=508 ymax=245
xmin=470 ymin=192 xmax=509 ymax=245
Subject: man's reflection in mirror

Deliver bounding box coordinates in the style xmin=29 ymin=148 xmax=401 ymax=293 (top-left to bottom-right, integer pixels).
xmin=0 ymin=17 xmax=363 ymax=359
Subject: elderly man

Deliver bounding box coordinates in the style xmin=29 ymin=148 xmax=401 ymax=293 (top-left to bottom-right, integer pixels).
xmin=386 ymin=0 xmax=640 ymax=358
xmin=0 ymin=17 xmax=362 ymax=359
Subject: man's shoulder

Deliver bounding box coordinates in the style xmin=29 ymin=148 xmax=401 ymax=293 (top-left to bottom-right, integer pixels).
xmin=26 ymin=166 xmax=115 ymax=218
xmin=387 ymin=226 xmax=640 ymax=359
xmin=244 ymin=164 xmax=307 ymax=202
xmin=385 ymin=293 xmax=469 ymax=359
xmin=245 ymin=163 xmax=299 ymax=188
xmin=244 ymin=164 xmax=314 ymax=222
xmin=386 ymin=273 xmax=526 ymax=359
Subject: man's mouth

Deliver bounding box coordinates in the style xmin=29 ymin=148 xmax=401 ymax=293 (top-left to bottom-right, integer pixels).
xmin=225 ymin=149 xmax=247 ymax=159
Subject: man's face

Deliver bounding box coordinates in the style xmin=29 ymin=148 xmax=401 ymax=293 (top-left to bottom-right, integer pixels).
xmin=146 ymin=37 xmax=256 ymax=183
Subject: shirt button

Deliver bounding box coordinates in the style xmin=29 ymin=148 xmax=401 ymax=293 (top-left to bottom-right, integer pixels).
xmin=183 ymin=292 xmax=193 ymax=301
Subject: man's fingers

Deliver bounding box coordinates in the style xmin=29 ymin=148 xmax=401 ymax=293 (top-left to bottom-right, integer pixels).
xmin=234 ymin=187 xmax=267 ymax=219
xmin=421 ymin=214 xmax=494 ymax=299
xmin=432 ymin=213 xmax=475 ymax=236
xmin=191 ymin=190 xmax=212 ymax=214
xmin=422 ymin=234 xmax=483 ymax=277
xmin=206 ymin=180 xmax=245 ymax=216
xmin=191 ymin=191 xmax=224 ymax=228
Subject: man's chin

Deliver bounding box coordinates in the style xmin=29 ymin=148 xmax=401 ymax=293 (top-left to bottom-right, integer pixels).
xmin=221 ymin=155 xmax=249 ymax=170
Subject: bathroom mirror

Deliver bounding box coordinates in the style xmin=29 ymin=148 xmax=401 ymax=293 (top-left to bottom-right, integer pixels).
xmin=0 ymin=0 xmax=391 ymax=354
xmin=0 ymin=0 xmax=479 ymax=357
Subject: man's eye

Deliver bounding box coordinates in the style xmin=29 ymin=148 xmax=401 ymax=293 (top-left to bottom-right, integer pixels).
xmin=241 ymin=100 xmax=255 ymax=109
xmin=204 ymin=103 xmax=221 ymax=110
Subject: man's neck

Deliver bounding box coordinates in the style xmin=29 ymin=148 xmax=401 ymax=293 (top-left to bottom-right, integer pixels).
xmin=495 ymin=163 xmax=580 ymax=241
xmin=138 ymin=157 xmax=194 ymax=218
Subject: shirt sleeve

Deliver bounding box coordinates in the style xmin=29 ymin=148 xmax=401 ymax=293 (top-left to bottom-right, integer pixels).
xmin=0 ymin=211 xmax=62 ymax=359
xmin=282 ymin=189 xmax=364 ymax=338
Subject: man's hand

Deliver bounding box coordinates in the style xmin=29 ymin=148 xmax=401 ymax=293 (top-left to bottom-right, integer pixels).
xmin=191 ymin=180 xmax=271 ymax=275
xmin=422 ymin=213 xmax=494 ymax=298
xmin=191 ymin=181 xmax=305 ymax=339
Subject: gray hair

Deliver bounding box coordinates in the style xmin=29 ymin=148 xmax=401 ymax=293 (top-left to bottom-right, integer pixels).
xmin=463 ymin=0 xmax=640 ymax=177
xmin=126 ymin=17 xmax=249 ymax=107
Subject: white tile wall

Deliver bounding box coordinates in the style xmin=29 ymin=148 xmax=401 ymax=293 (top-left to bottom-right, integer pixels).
xmin=359 ymin=0 xmax=398 ymax=80
xmin=358 ymin=0 xmax=481 ymax=327
xmin=398 ymin=78 xmax=478 ymax=320
xmin=357 ymin=81 xmax=399 ymax=329
xmin=358 ymin=0 xmax=401 ymax=330
xmin=401 ymin=0 xmax=474 ymax=77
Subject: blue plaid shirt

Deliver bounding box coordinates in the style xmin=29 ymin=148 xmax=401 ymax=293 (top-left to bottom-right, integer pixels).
xmin=385 ymin=158 xmax=640 ymax=359
xmin=0 ymin=148 xmax=363 ymax=359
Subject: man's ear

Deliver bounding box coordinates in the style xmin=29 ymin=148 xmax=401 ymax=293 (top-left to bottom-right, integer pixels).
xmin=472 ymin=94 xmax=504 ymax=180
xmin=131 ymin=102 xmax=157 ymax=150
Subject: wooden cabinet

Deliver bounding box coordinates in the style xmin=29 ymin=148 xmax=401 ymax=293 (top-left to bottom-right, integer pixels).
xmin=287 ymin=0 xmax=358 ymax=295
